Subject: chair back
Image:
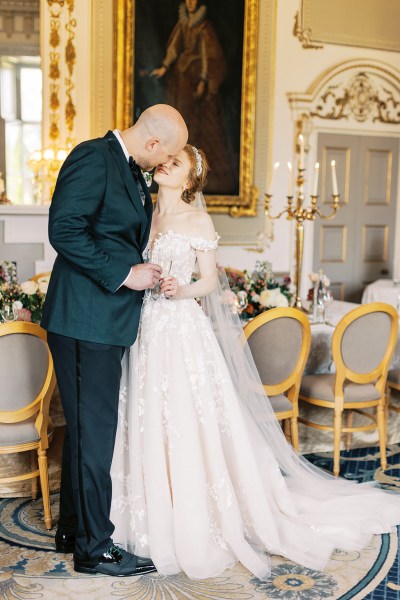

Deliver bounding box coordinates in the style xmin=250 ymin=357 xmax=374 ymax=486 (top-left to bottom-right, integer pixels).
xmin=332 ymin=302 xmax=398 ymax=389
xmin=0 ymin=322 xmax=55 ymax=425
xmin=244 ymin=307 xmax=311 ymax=395
xmin=29 ymin=271 xmax=51 ymax=282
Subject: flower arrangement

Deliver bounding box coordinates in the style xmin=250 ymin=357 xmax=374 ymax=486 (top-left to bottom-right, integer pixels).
xmin=225 ymin=261 xmax=293 ymax=319
xmin=0 ymin=276 xmax=49 ymax=323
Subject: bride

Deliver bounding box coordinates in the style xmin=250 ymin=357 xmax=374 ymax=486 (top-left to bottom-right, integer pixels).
xmin=110 ymin=144 xmax=400 ymax=580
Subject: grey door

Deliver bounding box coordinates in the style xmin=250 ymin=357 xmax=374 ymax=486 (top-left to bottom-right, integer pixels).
xmin=313 ymin=133 xmax=399 ymax=303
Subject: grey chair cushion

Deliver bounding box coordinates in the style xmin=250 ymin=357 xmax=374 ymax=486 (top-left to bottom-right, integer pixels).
xmin=247 ymin=317 xmax=303 ymax=385
xmin=300 ymin=374 xmax=381 ymax=403
xmin=270 ymin=394 xmax=293 ymax=413
xmin=341 ymin=312 xmax=392 ymax=374
xmin=0 ymin=334 xmax=48 ymax=411
xmin=388 ymin=369 xmax=400 ymax=385
xmin=0 ymin=417 xmax=40 ymax=446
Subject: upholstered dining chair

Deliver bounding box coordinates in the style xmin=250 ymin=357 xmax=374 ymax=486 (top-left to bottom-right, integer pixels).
xmin=299 ymin=302 xmax=398 ymax=477
xmin=29 ymin=271 xmax=51 ymax=282
xmin=224 ymin=267 xmax=245 ymax=279
xmin=386 ymin=369 xmax=400 ymax=417
xmin=0 ymin=321 xmax=56 ymax=529
xmin=243 ymin=308 xmax=311 ymax=450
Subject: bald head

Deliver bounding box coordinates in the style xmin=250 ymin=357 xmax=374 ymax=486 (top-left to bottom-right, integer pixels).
xmin=121 ymin=104 xmax=188 ymax=170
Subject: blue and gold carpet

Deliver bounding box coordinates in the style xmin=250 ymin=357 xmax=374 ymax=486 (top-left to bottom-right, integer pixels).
xmin=0 ymin=444 xmax=399 ymax=599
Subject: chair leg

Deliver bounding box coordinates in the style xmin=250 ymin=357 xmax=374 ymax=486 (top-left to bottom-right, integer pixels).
xmin=377 ymin=404 xmax=387 ymax=471
xmin=283 ymin=419 xmax=291 ymax=441
xmin=290 ymin=416 xmax=299 ymax=451
xmin=345 ymin=410 xmax=353 ymax=451
xmin=37 ymin=448 xmax=52 ymax=530
xmin=31 ymin=450 xmax=38 ymax=501
xmin=333 ymin=408 xmax=343 ymax=477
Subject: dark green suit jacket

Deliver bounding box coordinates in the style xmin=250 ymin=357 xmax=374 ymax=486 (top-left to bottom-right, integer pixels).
xmin=41 ymin=131 xmax=153 ymax=346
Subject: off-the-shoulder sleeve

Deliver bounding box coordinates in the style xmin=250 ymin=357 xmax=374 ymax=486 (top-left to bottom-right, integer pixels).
xmin=190 ymin=234 xmax=221 ymax=252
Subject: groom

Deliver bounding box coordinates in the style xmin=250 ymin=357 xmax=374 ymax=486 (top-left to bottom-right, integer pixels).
xmin=41 ymin=104 xmax=188 ymax=576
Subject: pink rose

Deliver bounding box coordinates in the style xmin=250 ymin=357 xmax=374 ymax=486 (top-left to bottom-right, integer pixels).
xmin=17 ymin=308 xmax=32 ymax=322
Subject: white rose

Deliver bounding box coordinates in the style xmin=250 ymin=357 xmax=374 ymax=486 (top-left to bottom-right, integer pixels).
xmin=259 ymin=290 xmax=271 ymax=307
xmin=262 ymin=288 xmax=289 ymax=308
xmin=20 ymin=280 xmax=38 ymax=295
xmin=273 ymin=290 xmax=289 ymax=307
xmin=38 ymin=281 xmax=49 ymax=294
xmin=13 ymin=300 xmax=23 ymax=310
xmin=252 ymin=293 xmax=260 ymax=303
xmin=309 ymin=272 xmax=319 ymax=283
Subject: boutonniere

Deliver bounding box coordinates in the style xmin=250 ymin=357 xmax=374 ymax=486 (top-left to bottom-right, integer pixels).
xmin=141 ymin=170 xmax=153 ymax=187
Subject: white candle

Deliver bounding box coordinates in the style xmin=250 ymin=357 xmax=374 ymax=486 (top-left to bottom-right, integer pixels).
xmin=287 ymin=162 xmax=293 ymax=196
xmin=312 ymin=162 xmax=319 ymax=196
xmin=331 ymin=160 xmax=338 ymax=195
xmin=268 ymin=161 xmax=280 ymax=195
xmin=298 ymin=135 xmax=305 ymax=169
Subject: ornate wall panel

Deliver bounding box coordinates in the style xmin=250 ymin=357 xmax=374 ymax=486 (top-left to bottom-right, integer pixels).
xmin=0 ymin=0 xmax=40 ymax=55
xmin=296 ymin=0 xmax=400 ymax=52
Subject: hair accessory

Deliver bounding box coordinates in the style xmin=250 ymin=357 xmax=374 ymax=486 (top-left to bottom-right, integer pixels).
xmin=192 ymin=146 xmax=202 ymax=177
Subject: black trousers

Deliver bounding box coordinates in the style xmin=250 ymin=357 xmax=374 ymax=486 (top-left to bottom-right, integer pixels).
xmin=48 ymin=332 xmax=125 ymax=560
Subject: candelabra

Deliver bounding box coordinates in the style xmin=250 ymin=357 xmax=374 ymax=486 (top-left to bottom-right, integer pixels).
xmin=264 ymin=163 xmax=340 ymax=309
xmin=28 ymin=146 xmax=68 ymax=204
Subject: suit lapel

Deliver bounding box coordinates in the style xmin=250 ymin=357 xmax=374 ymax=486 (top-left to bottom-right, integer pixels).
xmin=104 ymin=131 xmax=148 ymax=239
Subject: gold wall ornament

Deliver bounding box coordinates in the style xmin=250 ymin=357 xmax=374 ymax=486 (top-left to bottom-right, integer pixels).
xmin=64 ymin=0 xmax=76 ymax=147
xmin=293 ymin=10 xmax=323 ymax=50
xmin=311 ymin=72 xmax=400 ymax=125
xmin=47 ymin=2 xmax=63 ymax=146
xmin=114 ymin=0 xmax=259 ymax=217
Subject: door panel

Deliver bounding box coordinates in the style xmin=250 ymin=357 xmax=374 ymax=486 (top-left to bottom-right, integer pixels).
xmin=313 ymin=133 xmax=399 ymax=303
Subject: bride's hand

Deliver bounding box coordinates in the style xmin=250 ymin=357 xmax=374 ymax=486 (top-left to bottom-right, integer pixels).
xmin=160 ymin=276 xmax=179 ymax=298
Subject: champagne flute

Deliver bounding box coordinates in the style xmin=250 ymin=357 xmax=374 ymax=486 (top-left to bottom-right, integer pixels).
xmin=151 ymin=251 xmax=172 ymax=300
xmin=323 ymin=288 xmax=334 ymax=323
xmin=236 ymin=291 xmax=248 ymax=318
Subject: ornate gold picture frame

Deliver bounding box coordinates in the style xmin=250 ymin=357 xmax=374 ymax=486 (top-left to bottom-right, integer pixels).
xmin=114 ymin=0 xmax=259 ymax=216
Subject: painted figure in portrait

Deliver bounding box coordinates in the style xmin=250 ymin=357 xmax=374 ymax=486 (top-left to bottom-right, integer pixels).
xmin=135 ymin=0 xmax=244 ymax=196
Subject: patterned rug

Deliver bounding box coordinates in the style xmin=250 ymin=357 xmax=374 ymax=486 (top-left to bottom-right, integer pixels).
xmin=0 ymin=445 xmax=399 ymax=600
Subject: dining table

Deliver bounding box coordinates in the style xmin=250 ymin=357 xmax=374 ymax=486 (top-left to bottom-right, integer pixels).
xmin=361 ymin=278 xmax=400 ymax=309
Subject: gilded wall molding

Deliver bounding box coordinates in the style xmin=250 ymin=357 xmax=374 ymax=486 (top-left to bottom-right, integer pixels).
xmin=64 ymin=0 xmax=76 ymax=146
xmin=288 ymin=60 xmax=400 ymax=130
xmin=47 ymin=0 xmax=63 ymax=144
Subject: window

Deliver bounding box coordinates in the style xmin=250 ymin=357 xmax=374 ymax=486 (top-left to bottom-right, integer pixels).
xmin=0 ymin=56 xmax=42 ymax=205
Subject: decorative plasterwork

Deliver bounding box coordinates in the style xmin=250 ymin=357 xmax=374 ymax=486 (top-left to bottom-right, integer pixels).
xmin=0 ymin=0 xmax=40 ymax=53
xmin=288 ymin=60 xmax=400 ymax=133
xmin=293 ymin=10 xmax=322 ymax=50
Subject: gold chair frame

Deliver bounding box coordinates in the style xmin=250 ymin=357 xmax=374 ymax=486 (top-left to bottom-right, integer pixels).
xmin=0 ymin=322 xmax=56 ymax=529
xmin=386 ymin=370 xmax=400 ymax=417
xmin=244 ymin=308 xmax=311 ymax=450
xmin=299 ymin=302 xmax=398 ymax=477
xmin=29 ymin=271 xmax=51 ymax=282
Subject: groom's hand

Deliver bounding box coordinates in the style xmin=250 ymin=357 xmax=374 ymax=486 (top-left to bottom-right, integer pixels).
xmin=123 ymin=264 xmax=161 ymax=291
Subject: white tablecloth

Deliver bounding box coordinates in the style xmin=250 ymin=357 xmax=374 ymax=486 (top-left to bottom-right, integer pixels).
xmin=361 ymin=278 xmax=400 ymax=308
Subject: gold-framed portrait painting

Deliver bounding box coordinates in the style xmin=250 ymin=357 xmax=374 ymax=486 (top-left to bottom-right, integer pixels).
xmin=114 ymin=0 xmax=259 ymax=216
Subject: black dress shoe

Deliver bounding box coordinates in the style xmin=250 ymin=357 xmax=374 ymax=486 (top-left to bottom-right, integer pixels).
xmin=55 ymin=530 xmax=76 ymax=554
xmin=74 ymin=545 xmax=157 ymax=577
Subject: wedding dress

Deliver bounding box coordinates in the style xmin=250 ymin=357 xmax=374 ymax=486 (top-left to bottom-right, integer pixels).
xmin=110 ymin=231 xmax=400 ymax=581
